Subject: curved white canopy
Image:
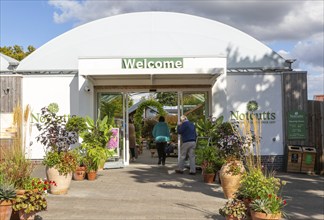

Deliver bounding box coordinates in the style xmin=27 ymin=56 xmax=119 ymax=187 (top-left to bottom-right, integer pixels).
xmin=17 ymin=12 xmax=288 ymax=72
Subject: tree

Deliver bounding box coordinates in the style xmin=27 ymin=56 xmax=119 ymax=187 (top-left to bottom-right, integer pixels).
xmin=0 ymin=45 xmax=36 ymax=61
xmin=156 ymin=92 xmax=177 ymax=106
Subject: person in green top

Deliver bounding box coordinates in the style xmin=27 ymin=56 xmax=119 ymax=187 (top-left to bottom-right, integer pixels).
xmin=152 ymin=116 xmax=170 ymax=165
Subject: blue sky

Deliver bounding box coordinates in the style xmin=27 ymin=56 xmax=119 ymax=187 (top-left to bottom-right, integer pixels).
xmin=0 ymin=0 xmax=323 ymax=99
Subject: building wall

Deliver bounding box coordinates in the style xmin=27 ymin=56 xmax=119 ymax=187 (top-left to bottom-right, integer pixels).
xmin=22 ymin=75 xmax=78 ymax=159
xmin=224 ymin=73 xmax=283 ymax=154
xmin=0 ymin=75 xmax=22 ymax=113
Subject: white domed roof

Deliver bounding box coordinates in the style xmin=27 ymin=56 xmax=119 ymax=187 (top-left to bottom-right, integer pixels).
xmin=17 ymin=12 xmax=288 ymax=72
xmin=0 ymin=53 xmax=19 ymax=72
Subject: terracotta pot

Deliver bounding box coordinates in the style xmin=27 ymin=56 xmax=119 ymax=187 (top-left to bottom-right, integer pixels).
xmin=250 ymin=211 xmax=282 ymax=220
xmin=18 ymin=210 xmax=36 ymax=220
xmin=203 ymin=173 xmax=215 ymax=183
xmin=243 ymin=198 xmax=252 ymax=216
xmin=219 ymin=160 xmax=245 ymax=199
xmin=15 ymin=189 xmax=38 ymax=197
xmin=225 ymin=215 xmax=241 ymax=220
xmin=46 ymin=166 xmax=72 ymax=195
xmin=87 ymin=170 xmax=97 ymax=181
xmin=0 ymin=200 xmax=13 ymax=220
xmin=73 ymin=166 xmax=86 ymax=181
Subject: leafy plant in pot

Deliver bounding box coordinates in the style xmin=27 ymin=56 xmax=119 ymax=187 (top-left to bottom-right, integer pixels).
xmin=249 ymin=193 xmax=287 ymax=220
xmin=13 ymin=190 xmax=47 ymax=220
xmin=80 ymin=115 xmax=114 ymax=173
xmin=196 ymin=145 xmax=225 ymax=183
xmin=36 ymin=103 xmax=79 ymax=195
xmin=217 ymin=122 xmax=246 ymax=199
xmin=0 ymin=182 xmax=17 ymax=220
xmin=219 ymin=198 xmax=247 ymax=220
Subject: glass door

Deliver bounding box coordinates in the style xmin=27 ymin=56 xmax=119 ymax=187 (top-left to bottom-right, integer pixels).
xmin=97 ymin=92 xmax=125 ymax=165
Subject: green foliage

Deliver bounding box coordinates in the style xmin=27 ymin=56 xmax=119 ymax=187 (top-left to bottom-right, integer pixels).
xmin=196 ymin=146 xmax=225 ymax=174
xmin=219 ymin=198 xmax=247 ymax=218
xmin=0 ymin=150 xmax=34 ymax=189
xmin=80 ymin=115 xmax=114 ymax=171
xmin=83 ymin=146 xmax=113 ymax=172
xmin=237 ymin=168 xmax=282 ymax=200
xmin=196 ymin=116 xmax=224 ymax=142
xmin=250 ymin=194 xmax=287 ymax=215
xmin=142 ymin=118 xmax=157 ymax=140
xmin=0 ymin=183 xmax=16 ymax=201
xmin=133 ymin=99 xmax=166 ymax=138
xmin=43 ymin=151 xmax=78 ymax=176
xmin=0 ymin=45 xmax=36 ymax=61
xmin=81 ymin=115 xmax=113 ymax=149
xmin=21 ymin=178 xmax=56 ymax=194
xmin=66 ymin=115 xmax=87 ymax=134
xmin=156 ymin=92 xmax=177 ymax=106
xmin=13 ymin=190 xmax=47 ymax=214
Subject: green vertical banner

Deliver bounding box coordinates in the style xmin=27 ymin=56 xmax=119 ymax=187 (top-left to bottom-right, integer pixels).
xmin=287 ymin=110 xmax=307 ymax=140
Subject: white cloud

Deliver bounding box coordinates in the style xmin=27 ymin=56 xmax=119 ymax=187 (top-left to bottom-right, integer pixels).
xmin=48 ymin=0 xmax=323 ymax=42
xmin=307 ymin=72 xmax=324 ymax=99
xmin=291 ymin=33 xmax=324 ymax=68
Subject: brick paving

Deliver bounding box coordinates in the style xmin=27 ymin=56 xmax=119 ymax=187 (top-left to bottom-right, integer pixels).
xmin=32 ymin=149 xmax=324 ymax=220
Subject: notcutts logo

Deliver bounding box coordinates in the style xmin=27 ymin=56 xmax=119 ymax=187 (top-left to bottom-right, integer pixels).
xmin=230 ymin=100 xmax=276 ymax=123
xmin=247 ymin=100 xmax=258 ymax=112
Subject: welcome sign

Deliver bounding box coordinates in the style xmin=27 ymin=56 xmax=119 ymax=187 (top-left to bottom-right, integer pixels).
xmin=122 ymin=58 xmax=183 ymax=69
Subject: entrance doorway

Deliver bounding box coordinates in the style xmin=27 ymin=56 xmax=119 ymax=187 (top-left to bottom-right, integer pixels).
xmin=96 ymin=90 xmax=209 ymax=167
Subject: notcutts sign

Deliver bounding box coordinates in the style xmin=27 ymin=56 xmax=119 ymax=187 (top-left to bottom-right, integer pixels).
xmin=287 ymin=110 xmax=307 ymax=139
xmin=230 ymin=100 xmax=276 ymax=124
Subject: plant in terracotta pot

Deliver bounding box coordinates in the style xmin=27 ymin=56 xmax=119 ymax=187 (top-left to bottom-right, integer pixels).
xmin=196 ymin=145 xmax=225 ymax=183
xmin=83 ymin=146 xmax=113 ymax=180
xmin=13 ymin=190 xmax=47 ymax=220
xmin=0 ymin=182 xmax=17 ymax=220
xmin=36 ymin=103 xmax=79 ymax=195
xmin=72 ymin=146 xmax=87 ymax=181
xmin=80 ymin=115 xmax=114 ymax=172
xmin=249 ymin=193 xmax=287 ymax=220
xmin=217 ymin=122 xmax=246 ymax=199
xmin=219 ymin=198 xmax=247 ymax=220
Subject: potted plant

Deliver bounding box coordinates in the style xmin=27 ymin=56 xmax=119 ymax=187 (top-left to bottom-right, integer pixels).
xmin=21 ymin=177 xmax=56 ymax=194
xmin=80 ymin=115 xmax=114 ymax=173
xmin=219 ymin=198 xmax=247 ymax=220
xmin=217 ymin=121 xmax=246 ymax=199
xmin=236 ymin=168 xmax=282 ymax=208
xmin=72 ymin=147 xmax=87 ymax=181
xmin=249 ymin=193 xmax=287 ymax=220
xmin=13 ymin=190 xmax=47 ymax=220
xmin=196 ymin=145 xmax=225 ymax=183
xmin=0 ymin=183 xmax=16 ymax=220
xmin=83 ymin=146 xmax=113 ymax=180
xmin=36 ymin=103 xmax=79 ymax=195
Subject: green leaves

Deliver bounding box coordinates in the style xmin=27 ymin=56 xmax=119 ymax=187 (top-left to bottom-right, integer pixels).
xmin=219 ymin=198 xmax=247 ymax=218
xmin=0 ymin=183 xmax=16 ymax=201
xmin=13 ymin=190 xmax=47 ymax=214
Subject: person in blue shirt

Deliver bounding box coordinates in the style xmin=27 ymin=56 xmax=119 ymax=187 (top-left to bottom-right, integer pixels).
xmin=152 ymin=116 xmax=170 ymax=165
xmin=176 ymin=115 xmax=197 ymax=174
